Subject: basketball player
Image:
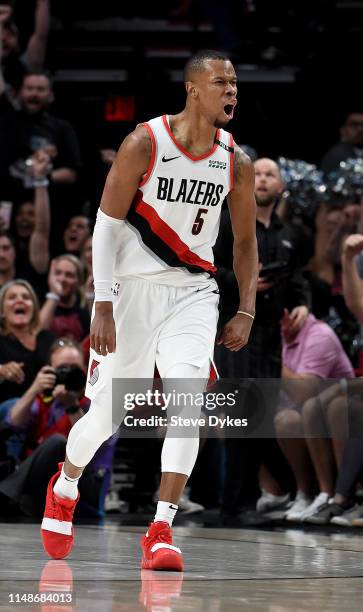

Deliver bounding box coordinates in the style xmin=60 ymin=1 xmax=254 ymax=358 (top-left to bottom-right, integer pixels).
xmin=40 ymin=50 xmax=258 ymax=571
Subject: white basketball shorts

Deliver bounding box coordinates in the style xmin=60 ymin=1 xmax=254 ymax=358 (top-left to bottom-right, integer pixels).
xmin=85 ymin=278 xmax=219 ymax=400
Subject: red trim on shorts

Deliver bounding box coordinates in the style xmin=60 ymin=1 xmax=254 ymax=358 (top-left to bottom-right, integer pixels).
xmin=229 ymin=133 xmax=234 ymax=192
xmin=134 ymin=192 xmax=217 ymax=273
xmin=162 ymin=114 xmax=220 ymax=162
xmin=139 ymin=122 xmax=156 ymax=186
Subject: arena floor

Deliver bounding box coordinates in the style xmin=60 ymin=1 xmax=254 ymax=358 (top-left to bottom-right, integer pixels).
xmin=1 ymin=522 xmax=363 ymax=611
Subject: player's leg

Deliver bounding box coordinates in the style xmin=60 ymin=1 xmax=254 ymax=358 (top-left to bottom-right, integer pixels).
xmin=158 ymin=362 xmax=209 ymax=504
xmin=140 ymin=284 xmax=218 ymax=571
xmin=41 ymin=280 xmax=160 ymax=559
xmin=140 ymin=361 xmax=209 ymax=571
xmin=40 ymin=372 xmax=122 ymax=559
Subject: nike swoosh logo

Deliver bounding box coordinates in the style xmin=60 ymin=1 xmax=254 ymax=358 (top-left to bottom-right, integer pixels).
xmin=162 ymin=155 xmax=181 ymax=163
xmin=196 ymin=285 xmax=219 ymax=294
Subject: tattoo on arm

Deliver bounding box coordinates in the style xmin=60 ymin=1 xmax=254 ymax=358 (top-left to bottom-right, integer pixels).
xmin=233 ymin=146 xmax=252 ymax=185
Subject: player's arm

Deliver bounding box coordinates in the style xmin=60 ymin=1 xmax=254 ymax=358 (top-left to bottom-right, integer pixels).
xmin=91 ymin=126 xmax=151 ymax=356
xmin=217 ymin=147 xmax=258 ymax=351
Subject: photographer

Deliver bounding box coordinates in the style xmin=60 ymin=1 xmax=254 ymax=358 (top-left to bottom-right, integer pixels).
xmin=0 ymin=337 xmax=116 ymax=518
xmin=214 ymin=157 xmax=310 ymax=523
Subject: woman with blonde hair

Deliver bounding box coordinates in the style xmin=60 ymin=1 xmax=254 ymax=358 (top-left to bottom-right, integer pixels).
xmin=0 ymin=279 xmax=55 ymax=404
xmin=39 ymin=254 xmax=90 ymax=342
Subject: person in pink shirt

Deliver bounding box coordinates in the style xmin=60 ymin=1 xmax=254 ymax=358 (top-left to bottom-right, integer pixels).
xmin=274 ymin=311 xmax=354 ymax=522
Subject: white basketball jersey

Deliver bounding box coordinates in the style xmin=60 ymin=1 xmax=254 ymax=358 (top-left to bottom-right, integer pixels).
xmin=113 ymin=114 xmax=234 ymax=286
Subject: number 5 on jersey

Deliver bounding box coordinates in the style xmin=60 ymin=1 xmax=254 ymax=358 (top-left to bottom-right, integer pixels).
xmin=192 ymin=209 xmax=208 ymax=235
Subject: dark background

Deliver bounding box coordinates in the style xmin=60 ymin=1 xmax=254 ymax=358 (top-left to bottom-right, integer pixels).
xmin=12 ymin=0 xmax=358 ymax=166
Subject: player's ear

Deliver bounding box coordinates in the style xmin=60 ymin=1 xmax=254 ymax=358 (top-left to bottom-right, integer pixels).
xmin=185 ymin=81 xmax=198 ymax=99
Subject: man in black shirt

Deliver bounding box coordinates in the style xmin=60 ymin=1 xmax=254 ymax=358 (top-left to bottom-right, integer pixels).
xmin=215 ymin=157 xmax=309 ymax=377
xmin=0 ymin=72 xmax=81 ymax=189
xmin=214 ymin=157 xmax=310 ymax=521
xmin=0 ymin=71 xmax=82 ymax=253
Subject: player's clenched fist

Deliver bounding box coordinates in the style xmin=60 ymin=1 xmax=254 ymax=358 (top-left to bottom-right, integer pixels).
xmin=90 ymin=303 xmax=116 ymax=356
xmin=217 ymin=313 xmax=254 ymax=352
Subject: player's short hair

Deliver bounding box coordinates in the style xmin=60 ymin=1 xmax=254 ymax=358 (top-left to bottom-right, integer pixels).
xmin=184 ymin=49 xmax=230 ymax=82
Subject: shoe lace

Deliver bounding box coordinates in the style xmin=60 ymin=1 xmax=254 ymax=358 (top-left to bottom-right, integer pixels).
xmin=147 ymin=524 xmax=172 ymax=546
xmin=51 ymin=497 xmax=72 ymax=521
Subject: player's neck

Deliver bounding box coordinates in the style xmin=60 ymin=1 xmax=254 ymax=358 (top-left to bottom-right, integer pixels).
xmin=169 ymin=110 xmax=217 ymax=156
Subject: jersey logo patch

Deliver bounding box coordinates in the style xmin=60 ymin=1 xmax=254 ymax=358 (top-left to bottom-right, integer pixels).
xmin=111 ymin=281 xmax=120 ymax=296
xmin=162 ymin=155 xmax=181 ymax=163
xmin=209 ymin=160 xmax=227 ymax=170
xmin=89 ymin=359 xmax=100 ymax=385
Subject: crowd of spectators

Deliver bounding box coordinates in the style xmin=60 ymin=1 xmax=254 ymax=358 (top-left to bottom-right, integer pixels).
xmin=1 ymin=1 xmax=363 ymax=528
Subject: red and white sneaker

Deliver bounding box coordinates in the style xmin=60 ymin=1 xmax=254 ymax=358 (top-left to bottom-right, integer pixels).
xmin=140 ymin=521 xmax=184 ymax=571
xmin=40 ymin=463 xmax=79 ymax=559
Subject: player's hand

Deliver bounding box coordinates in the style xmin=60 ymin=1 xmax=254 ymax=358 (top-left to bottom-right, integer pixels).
xmin=342 ymin=234 xmax=363 ymax=258
xmin=217 ymin=313 xmax=253 ymax=351
xmin=90 ymin=303 xmax=116 ymax=356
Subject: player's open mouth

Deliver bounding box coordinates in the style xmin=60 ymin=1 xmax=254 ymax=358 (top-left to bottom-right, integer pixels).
xmin=224 ymin=104 xmax=235 ymax=118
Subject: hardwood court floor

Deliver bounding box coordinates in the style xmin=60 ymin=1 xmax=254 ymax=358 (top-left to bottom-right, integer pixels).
xmin=1 ymin=522 xmax=363 ymax=611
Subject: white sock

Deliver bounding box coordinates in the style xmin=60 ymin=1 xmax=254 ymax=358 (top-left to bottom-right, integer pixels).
xmin=53 ymin=465 xmax=81 ymax=500
xmin=154 ymin=500 xmax=178 ymax=526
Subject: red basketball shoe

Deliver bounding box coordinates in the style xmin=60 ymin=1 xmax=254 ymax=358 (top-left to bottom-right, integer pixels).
xmin=140 ymin=521 xmax=184 ymax=571
xmin=40 ymin=463 xmax=79 ymax=559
